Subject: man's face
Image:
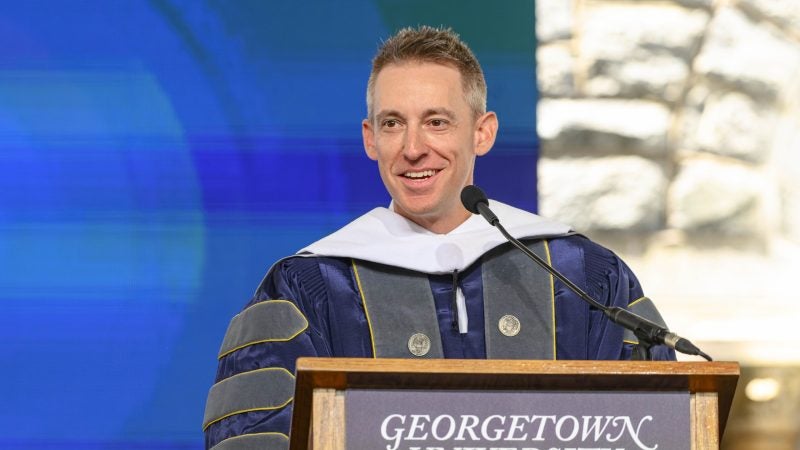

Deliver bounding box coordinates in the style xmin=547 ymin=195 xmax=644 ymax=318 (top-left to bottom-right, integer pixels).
xmin=362 ymin=62 xmax=497 ymax=233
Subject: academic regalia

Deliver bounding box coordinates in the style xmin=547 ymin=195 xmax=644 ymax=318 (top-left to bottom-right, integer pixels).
xmin=203 ymin=201 xmax=675 ymax=449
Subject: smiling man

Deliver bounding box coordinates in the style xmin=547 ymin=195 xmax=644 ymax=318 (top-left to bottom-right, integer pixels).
xmin=203 ymin=26 xmax=674 ymax=450
xmin=363 ymin=56 xmax=497 ymax=234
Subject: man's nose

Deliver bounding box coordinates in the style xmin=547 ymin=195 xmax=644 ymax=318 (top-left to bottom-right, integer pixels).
xmin=403 ymin=126 xmax=427 ymax=160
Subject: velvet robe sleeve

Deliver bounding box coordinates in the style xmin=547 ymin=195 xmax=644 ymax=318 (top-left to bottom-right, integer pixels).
xmin=203 ymin=257 xmax=336 ymax=450
xmin=549 ymin=235 xmax=676 ymax=361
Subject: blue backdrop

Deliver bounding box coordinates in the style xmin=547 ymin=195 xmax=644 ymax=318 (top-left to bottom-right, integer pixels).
xmin=0 ymin=1 xmax=538 ymax=448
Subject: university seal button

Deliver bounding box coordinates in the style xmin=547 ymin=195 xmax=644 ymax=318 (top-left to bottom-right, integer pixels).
xmin=499 ymin=314 xmax=521 ymax=337
xmin=407 ymin=333 xmax=431 ymax=356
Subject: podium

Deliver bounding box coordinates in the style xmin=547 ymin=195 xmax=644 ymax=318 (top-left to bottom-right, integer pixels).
xmin=290 ymin=358 xmax=739 ymax=450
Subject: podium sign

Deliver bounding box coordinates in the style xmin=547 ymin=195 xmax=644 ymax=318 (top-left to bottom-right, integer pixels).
xmin=290 ymin=358 xmax=739 ymax=450
xmin=346 ymin=390 xmax=690 ymax=450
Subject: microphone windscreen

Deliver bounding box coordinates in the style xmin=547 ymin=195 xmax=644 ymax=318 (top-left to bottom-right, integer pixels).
xmin=460 ymin=185 xmax=488 ymax=214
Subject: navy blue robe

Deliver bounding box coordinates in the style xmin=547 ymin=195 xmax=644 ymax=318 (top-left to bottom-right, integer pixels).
xmin=204 ymin=234 xmax=674 ymax=448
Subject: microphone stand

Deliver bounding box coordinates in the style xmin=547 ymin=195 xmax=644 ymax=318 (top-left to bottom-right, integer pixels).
xmin=473 ymin=200 xmax=711 ymax=361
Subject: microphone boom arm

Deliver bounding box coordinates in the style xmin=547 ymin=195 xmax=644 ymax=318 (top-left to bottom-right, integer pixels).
xmin=465 ymin=186 xmax=711 ymax=361
xmin=494 ymin=219 xmax=711 ymax=361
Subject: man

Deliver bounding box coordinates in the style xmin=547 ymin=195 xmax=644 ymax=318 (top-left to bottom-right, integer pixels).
xmin=203 ymin=26 xmax=673 ymax=450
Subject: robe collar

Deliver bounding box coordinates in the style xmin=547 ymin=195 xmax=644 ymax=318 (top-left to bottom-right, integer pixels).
xmin=298 ymin=200 xmax=571 ymax=274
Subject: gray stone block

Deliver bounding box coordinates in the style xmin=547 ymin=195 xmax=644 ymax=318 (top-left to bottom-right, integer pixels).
xmin=538 ymin=99 xmax=671 ymax=157
xmin=668 ymin=159 xmax=765 ymax=233
xmin=536 ymin=0 xmax=573 ymax=43
xmin=539 ymin=156 xmax=667 ymax=232
xmin=738 ymin=0 xmax=800 ymax=35
xmin=694 ymin=7 xmax=800 ymax=100
xmin=692 ymin=91 xmax=775 ymax=163
xmin=537 ymin=43 xmax=576 ymax=98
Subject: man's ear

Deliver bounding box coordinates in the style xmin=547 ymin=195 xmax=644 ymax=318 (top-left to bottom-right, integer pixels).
xmin=362 ymin=119 xmax=378 ymax=160
xmin=473 ymin=111 xmax=498 ymax=157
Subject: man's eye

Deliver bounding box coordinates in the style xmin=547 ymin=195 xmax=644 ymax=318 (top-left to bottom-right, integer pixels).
xmin=383 ymin=119 xmax=398 ymax=128
xmin=429 ymin=119 xmax=448 ymax=128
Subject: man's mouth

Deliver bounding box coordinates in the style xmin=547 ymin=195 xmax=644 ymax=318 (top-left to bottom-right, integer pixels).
xmin=402 ymin=169 xmax=439 ymax=180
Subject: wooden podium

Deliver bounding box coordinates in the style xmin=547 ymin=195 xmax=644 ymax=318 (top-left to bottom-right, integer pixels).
xmin=290 ymin=358 xmax=739 ymax=450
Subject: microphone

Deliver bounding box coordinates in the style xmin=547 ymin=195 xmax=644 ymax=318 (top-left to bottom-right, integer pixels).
xmin=460 ymin=185 xmax=711 ymax=361
xmin=461 ymin=185 xmax=498 ymax=225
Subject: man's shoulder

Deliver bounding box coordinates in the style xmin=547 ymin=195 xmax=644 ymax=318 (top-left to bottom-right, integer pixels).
xmin=522 ymin=233 xmax=626 ymax=277
xmin=266 ymin=254 xmax=352 ymax=281
xmin=245 ymin=255 xmax=356 ymax=310
xmin=541 ymin=233 xmax=616 ymax=257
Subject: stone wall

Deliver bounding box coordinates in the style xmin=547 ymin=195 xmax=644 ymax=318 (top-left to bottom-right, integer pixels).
xmin=536 ymin=0 xmax=800 ymax=365
xmin=535 ymin=3 xmax=800 ymax=446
